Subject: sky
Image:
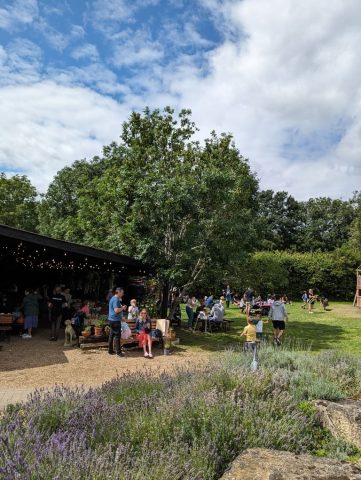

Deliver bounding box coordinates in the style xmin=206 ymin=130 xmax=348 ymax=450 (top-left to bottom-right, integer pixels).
xmin=0 ymin=0 xmax=360 ymax=200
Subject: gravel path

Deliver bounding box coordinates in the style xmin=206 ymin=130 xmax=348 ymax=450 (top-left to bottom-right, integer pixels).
xmin=0 ymin=329 xmax=208 ymax=409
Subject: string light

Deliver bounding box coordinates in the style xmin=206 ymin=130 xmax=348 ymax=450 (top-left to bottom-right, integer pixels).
xmin=0 ymin=242 xmax=135 ymax=274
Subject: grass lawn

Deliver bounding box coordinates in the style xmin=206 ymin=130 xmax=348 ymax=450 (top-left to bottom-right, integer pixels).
xmin=178 ymin=301 xmax=361 ymax=354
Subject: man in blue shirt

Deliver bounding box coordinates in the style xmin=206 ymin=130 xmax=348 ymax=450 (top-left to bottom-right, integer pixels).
xmin=108 ymin=287 xmax=126 ymax=357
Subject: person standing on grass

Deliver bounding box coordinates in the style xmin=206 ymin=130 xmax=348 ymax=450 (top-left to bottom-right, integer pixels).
xmin=244 ymin=287 xmax=254 ymax=315
xmin=254 ymin=312 xmax=266 ymax=342
xmin=308 ymin=288 xmax=317 ymax=314
xmin=22 ymin=288 xmax=42 ymax=339
xmin=268 ymin=294 xmax=288 ymax=345
xmin=136 ymin=308 xmax=154 ymax=358
xmin=226 ymin=285 xmax=232 ymax=309
xmin=48 ymin=286 xmax=67 ymax=341
xmin=301 ymin=291 xmax=308 ymax=309
xmin=240 ymin=316 xmax=257 ymax=351
xmin=108 ymin=287 xmax=126 ymax=358
xmin=186 ymin=295 xmax=198 ymax=330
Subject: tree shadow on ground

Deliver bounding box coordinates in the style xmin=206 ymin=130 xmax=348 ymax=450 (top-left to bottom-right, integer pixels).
xmin=175 ymin=319 xmax=346 ymax=353
xmin=286 ymin=320 xmax=346 ymax=351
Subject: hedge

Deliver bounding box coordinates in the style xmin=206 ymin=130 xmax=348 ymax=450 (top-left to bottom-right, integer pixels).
xmin=236 ymin=246 xmax=361 ymax=300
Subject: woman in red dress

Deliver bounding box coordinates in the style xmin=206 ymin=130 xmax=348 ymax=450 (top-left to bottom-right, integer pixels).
xmin=135 ymin=308 xmax=154 ymax=358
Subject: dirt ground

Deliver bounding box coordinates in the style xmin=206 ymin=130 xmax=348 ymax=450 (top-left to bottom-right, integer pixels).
xmin=0 ymin=328 xmax=208 ymax=390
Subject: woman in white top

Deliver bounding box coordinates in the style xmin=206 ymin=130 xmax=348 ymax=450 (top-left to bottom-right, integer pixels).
xmin=186 ymin=296 xmax=198 ymax=330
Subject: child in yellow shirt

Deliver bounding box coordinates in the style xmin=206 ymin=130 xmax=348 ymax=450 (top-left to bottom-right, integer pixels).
xmin=241 ymin=317 xmax=257 ymax=351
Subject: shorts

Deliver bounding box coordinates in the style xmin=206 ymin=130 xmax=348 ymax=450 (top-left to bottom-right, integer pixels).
xmin=256 ymin=332 xmax=263 ymax=340
xmin=243 ymin=341 xmax=256 ymax=352
xmin=272 ymin=320 xmax=285 ymax=330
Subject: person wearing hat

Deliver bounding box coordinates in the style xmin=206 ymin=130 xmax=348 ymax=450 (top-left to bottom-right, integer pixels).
xmin=108 ymin=287 xmax=127 ymax=357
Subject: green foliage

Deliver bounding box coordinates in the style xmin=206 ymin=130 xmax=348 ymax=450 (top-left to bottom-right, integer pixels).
xmin=39 ymin=107 xmax=259 ymax=299
xmin=0 ymin=173 xmax=38 ymax=231
xmin=257 ymin=190 xmax=303 ymax=250
xmin=234 ymin=247 xmax=361 ymax=299
xmin=256 ymin=192 xmax=357 ymax=252
xmin=348 ymin=192 xmax=361 ymax=249
xmin=37 ymin=159 xmax=106 ymax=242
xmin=299 ymin=197 xmax=355 ymax=252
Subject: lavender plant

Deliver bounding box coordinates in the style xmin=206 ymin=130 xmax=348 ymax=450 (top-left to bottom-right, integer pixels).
xmin=1 ymin=346 xmax=360 ymax=479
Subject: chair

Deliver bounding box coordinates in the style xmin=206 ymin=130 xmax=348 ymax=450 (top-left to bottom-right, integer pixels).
xmin=155 ymin=319 xmax=170 ymax=349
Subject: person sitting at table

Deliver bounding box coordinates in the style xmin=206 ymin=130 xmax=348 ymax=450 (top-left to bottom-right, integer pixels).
xmin=193 ymin=300 xmax=206 ymax=329
xmin=208 ymin=298 xmax=225 ymax=328
xmin=135 ymin=308 xmax=154 ymax=358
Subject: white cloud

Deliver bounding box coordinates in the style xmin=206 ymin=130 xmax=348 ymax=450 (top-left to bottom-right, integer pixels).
xmin=0 ymin=0 xmax=360 ymax=200
xmin=0 ymin=81 xmax=130 ymax=191
xmin=164 ymin=0 xmax=361 ymax=199
xmin=71 ymin=43 xmax=99 ymax=61
xmin=47 ymin=62 xmax=130 ymax=96
xmin=0 ymin=38 xmax=42 ymax=85
xmin=109 ymin=28 xmax=164 ymax=68
xmin=0 ymin=0 xmax=38 ymax=30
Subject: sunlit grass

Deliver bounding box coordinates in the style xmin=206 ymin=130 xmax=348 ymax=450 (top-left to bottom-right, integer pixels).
xmin=178 ymin=301 xmax=361 ymax=353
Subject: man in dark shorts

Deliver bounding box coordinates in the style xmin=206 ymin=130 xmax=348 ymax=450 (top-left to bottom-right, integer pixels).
xmin=108 ymin=287 xmax=126 ymax=358
xmin=268 ymin=294 xmax=288 ymax=345
xmin=48 ymin=286 xmax=67 ymax=341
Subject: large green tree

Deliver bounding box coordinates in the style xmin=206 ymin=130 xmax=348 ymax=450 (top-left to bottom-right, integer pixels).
xmin=257 ymin=190 xmax=302 ymax=250
xmin=0 ymin=174 xmax=38 ymax=231
xmin=298 ymin=197 xmax=355 ymax=251
xmin=40 ymin=107 xmax=259 ymax=314
xmin=348 ymin=192 xmax=361 ymax=249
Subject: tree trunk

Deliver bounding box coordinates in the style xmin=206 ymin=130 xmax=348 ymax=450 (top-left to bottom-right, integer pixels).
xmin=160 ymin=283 xmax=169 ymax=318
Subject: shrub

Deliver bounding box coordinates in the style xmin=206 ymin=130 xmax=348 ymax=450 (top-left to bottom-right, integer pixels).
xmin=1 ymin=348 xmax=360 ymax=479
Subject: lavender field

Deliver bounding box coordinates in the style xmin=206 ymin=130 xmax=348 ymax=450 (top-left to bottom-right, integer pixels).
xmin=1 ymin=346 xmax=360 ymax=480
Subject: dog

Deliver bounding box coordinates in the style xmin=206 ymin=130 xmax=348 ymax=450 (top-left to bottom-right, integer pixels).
xmin=64 ymin=319 xmax=77 ymax=347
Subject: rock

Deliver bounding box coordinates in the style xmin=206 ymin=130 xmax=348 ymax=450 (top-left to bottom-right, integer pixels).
xmin=219 ymin=448 xmax=361 ymax=479
xmin=315 ymin=399 xmax=361 ymax=450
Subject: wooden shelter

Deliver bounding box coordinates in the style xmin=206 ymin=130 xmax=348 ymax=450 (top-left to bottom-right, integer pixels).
xmin=0 ymin=224 xmax=147 ymax=310
xmin=354 ymin=265 xmax=361 ymax=308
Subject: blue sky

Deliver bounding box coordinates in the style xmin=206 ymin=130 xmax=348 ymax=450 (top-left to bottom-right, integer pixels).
xmin=0 ymin=0 xmax=360 ymax=199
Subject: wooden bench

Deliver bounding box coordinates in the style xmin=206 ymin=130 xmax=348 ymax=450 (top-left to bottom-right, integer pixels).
xmin=79 ymin=320 xmax=165 ymax=350
xmin=222 ymin=319 xmax=234 ymax=332
xmin=0 ymin=314 xmax=13 ymax=341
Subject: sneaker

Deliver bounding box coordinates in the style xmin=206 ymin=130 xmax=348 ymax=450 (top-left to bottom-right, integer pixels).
xmin=116 ymin=352 xmax=125 ymax=358
xmin=49 ymin=337 xmax=56 ymax=341
xmin=108 ymin=351 xmax=115 ymax=355
xmin=148 ymin=353 xmax=154 ymax=359
xmin=144 ymin=352 xmax=149 ymax=358
xmin=22 ymin=334 xmax=32 ymax=339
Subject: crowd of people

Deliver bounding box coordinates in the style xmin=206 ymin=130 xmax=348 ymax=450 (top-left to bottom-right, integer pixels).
xmin=107 ymin=287 xmax=155 ymax=359
xmin=184 ymin=285 xmax=329 ymax=351
xmin=1 ymin=285 xmax=159 ymax=359
xmin=2 ymin=281 xmax=330 ymax=359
